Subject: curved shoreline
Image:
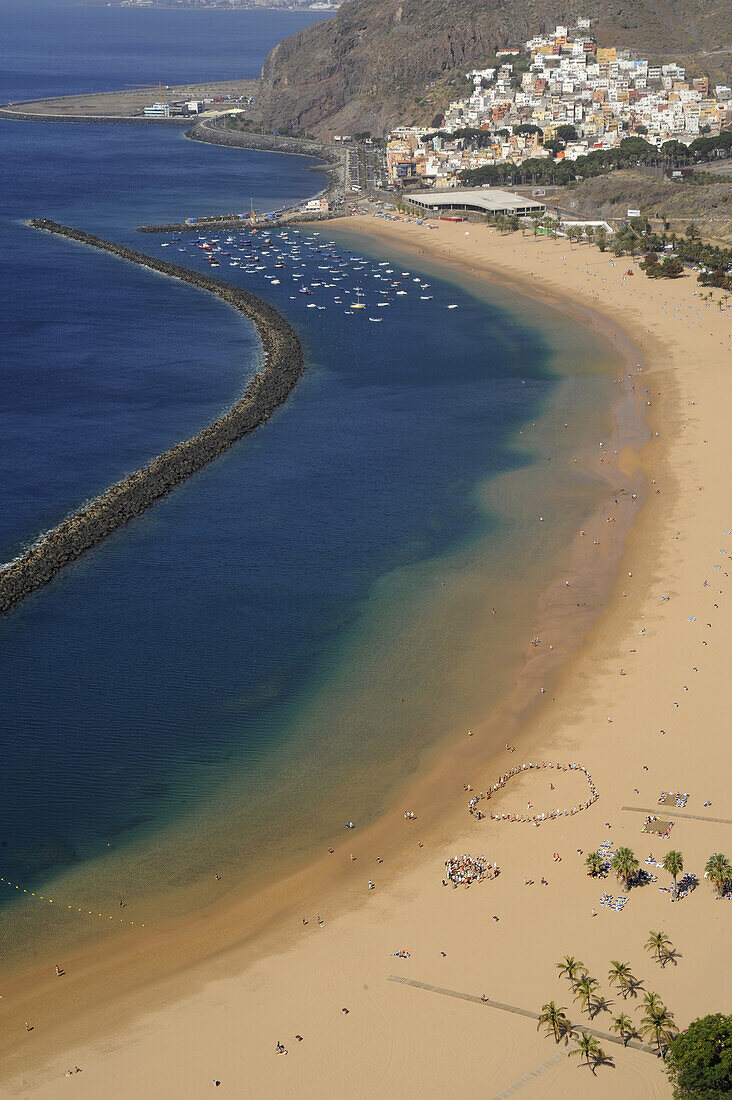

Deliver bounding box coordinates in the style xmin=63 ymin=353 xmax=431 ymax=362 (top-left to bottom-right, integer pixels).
xmin=0 ymin=215 xmax=698 ymax=1098
xmin=0 ymin=219 xmax=304 ymax=618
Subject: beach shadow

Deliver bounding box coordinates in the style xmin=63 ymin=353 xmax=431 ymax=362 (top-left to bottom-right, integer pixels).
xmin=592 ymin=995 xmax=614 ymax=1017
xmin=661 ymin=948 xmax=682 ymax=968
xmin=593 ymin=1051 xmax=616 ymax=1073
xmin=626 ymin=977 xmax=645 ymax=998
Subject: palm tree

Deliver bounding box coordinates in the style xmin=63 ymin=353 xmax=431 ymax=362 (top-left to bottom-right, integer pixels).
xmin=705 ymin=852 xmax=732 ymax=895
xmin=640 ymin=1003 xmax=677 ymax=1055
xmin=610 ymin=1013 xmax=635 ymax=1045
xmin=537 ymin=1000 xmax=572 ymax=1043
xmin=685 ymin=222 xmax=701 ymax=241
xmin=645 ymin=930 xmax=673 ymax=966
xmin=585 ymin=852 xmax=605 ymax=877
xmin=573 ymin=975 xmax=600 ymax=1018
xmin=642 ymin=990 xmax=664 ymax=1013
xmin=569 ymin=1030 xmax=604 ymax=1070
xmin=607 ymin=960 xmax=634 ymax=998
xmin=662 ymin=850 xmax=684 ymax=899
xmin=611 ymin=847 xmax=640 ymax=891
xmin=556 ymin=955 xmax=586 ymax=987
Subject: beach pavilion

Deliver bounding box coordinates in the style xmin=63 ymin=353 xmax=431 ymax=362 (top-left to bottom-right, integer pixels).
xmin=404 ymin=188 xmax=547 ymax=218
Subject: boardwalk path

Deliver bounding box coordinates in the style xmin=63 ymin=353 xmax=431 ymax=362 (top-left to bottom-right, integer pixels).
xmin=622 ymin=805 xmax=732 ymax=826
xmin=386 ymin=975 xmax=654 ymax=1054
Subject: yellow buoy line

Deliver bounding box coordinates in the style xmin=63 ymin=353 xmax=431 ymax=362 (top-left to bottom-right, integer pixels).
xmin=0 ymin=876 xmax=144 ymax=926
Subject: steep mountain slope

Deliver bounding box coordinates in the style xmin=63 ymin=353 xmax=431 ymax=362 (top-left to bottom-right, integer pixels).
xmin=257 ymin=0 xmax=732 ymax=136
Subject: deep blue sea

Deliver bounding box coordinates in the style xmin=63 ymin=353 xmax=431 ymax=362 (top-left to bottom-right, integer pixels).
xmin=0 ymin=0 xmax=617 ymax=961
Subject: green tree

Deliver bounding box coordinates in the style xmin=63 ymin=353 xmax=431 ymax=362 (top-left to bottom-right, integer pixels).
xmin=686 ymin=222 xmax=701 ymax=241
xmin=585 ymin=852 xmax=605 ymax=877
xmin=608 ymin=960 xmax=634 ymax=999
xmin=704 ymin=852 xmax=732 ymax=895
xmin=556 ymin=124 xmax=578 ymax=142
xmin=610 ymin=1013 xmax=635 ymax=1045
xmin=645 ymin=930 xmax=674 ymax=966
xmin=569 ymin=1031 xmax=605 ymax=1071
xmin=665 ymin=1013 xmax=732 ymax=1098
xmin=573 ymin=975 xmax=600 ymax=1018
xmin=661 ymin=257 xmax=685 ymax=278
xmin=596 ymin=227 xmax=608 ymax=252
xmin=556 ymin=955 xmax=586 ymax=987
xmin=641 ymin=1003 xmax=678 ymax=1055
xmin=663 ymin=850 xmax=684 ymax=898
xmin=611 ymin=847 xmax=640 ymax=891
xmin=643 ymin=990 xmax=664 ymax=1013
xmin=537 ymin=1000 xmax=572 ymax=1043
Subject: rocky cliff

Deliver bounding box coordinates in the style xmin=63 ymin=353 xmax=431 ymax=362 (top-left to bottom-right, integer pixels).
xmin=257 ymin=0 xmax=732 ymax=137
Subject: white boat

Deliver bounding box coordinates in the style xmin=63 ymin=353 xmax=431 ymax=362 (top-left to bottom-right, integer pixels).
xmin=447 ymin=304 xmax=459 ymax=309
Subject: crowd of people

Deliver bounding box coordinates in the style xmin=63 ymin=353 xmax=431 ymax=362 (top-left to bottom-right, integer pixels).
xmin=443 ymin=854 xmax=499 ymax=887
xmin=466 ymin=761 xmax=598 ymax=825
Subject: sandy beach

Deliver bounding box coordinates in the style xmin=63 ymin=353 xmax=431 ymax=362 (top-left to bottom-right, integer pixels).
xmin=3 ymin=214 xmax=731 ymax=1098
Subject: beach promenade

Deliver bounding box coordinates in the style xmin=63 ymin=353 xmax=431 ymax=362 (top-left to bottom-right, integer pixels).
xmin=3 ymin=217 xmax=731 ymax=1098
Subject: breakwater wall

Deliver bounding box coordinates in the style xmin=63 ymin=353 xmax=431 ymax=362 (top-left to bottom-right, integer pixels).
xmin=136 ymin=122 xmax=347 ymax=234
xmin=185 ymin=119 xmax=343 ymax=167
xmin=186 ymin=120 xmax=347 ymax=196
xmin=0 ymin=219 xmax=304 ymax=618
xmin=137 ymin=209 xmax=341 ymax=235
xmin=0 ymin=105 xmax=189 ymax=126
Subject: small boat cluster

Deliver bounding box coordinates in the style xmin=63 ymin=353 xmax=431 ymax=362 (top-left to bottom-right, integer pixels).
xmin=158 ymin=228 xmax=461 ymax=319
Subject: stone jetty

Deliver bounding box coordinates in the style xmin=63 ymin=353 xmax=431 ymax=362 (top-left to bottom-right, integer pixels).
xmin=0 ymin=219 xmax=305 ymax=617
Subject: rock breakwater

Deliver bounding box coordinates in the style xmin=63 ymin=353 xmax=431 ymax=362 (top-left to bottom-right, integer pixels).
xmin=0 ymin=219 xmax=304 ymax=617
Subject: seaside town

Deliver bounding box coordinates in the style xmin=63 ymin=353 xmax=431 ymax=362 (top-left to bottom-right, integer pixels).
xmin=386 ymin=20 xmax=732 ymax=186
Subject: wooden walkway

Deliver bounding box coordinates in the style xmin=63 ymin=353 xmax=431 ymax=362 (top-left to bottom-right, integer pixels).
xmin=387 ymin=975 xmax=654 ymax=1054
xmin=490 ymin=1051 xmax=568 ymax=1099
xmin=622 ymin=805 xmax=732 ymax=826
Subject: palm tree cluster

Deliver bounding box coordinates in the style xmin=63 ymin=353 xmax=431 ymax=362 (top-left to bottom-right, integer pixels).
xmin=458 ymin=131 xmax=732 ymax=189
xmin=547 ymin=945 xmax=681 ymax=1069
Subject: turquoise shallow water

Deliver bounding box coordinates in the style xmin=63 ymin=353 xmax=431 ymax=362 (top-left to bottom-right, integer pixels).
xmin=0 ymin=0 xmax=622 ymax=963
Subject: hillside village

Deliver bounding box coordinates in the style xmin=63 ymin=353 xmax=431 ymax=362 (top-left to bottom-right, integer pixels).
xmin=386 ymin=20 xmax=732 ymax=186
